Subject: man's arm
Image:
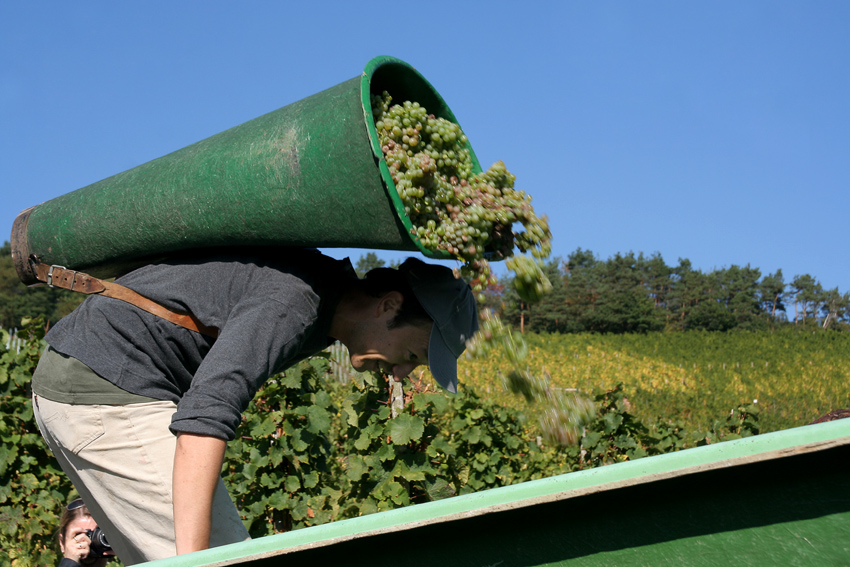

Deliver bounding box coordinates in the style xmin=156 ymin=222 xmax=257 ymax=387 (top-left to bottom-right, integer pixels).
xmin=173 ymin=432 xmax=227 ymax=555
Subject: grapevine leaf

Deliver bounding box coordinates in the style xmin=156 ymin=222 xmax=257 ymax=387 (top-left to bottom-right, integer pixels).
xmin=268 ymin=491 xmax=290 ymax=510
xmin=396 ymin=452 xmax=434 ymax=481
xmin=603 ymin=413 xmax=623 ymax=434
xmin=312 ymin=389 xmax=332 ymax=409
xmin=305 ymin=405 xmax=331 ymax=435
xmin=387 ymin=414 xmax=424 ymax=445
xmin=284 ymin=475 xmax=300 ymax=493
xmin=375 ymin=405 xmax=391 ymax=420
xmin=280 ymin=367 xmax=302 ymax=388
xmin=346 ymin=455 xmax=368 ymax=480
xmin=413 ymin=392 xmax=449 ymax=413
xmin=342 ymin=401 xmax=360 ymax=428
xmin=290 ymin=430 xmax=309 ymax=452
xmin=354 ymin=434 xmax=372 ymax=451
xmin=249 ymin=414 xmax=278 ymax=438
xmin=462 ymin=426 xmax=482 ymax=445
xmin=427 ymin=435 xmax=456 ymax=457
xmin=377 ymin=442 xmax=396 ymax=462
xmin=303 ymin=471 xmax=319 ymax=489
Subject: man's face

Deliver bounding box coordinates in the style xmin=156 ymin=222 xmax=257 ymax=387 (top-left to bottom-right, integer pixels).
xmin=347 ymin=319 xmax=432 ymax=381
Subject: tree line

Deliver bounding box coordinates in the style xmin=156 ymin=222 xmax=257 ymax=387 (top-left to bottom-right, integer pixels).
xmin=489 ymin=248 xmax=849 ymax=334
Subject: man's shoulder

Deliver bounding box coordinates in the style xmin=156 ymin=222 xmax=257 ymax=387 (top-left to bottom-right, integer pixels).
xmin=226 ymin=248 xmax=357 ymax=283
xmin=123 ymin=247 xmax=354 ymax=279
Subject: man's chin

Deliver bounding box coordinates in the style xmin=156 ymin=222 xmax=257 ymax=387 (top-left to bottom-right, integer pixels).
xmin=350 ymin=356 xmax=392 ymax=376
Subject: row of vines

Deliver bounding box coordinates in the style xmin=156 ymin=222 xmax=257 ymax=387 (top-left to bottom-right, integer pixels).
xmin=3 ymin=319 xmax=845 ymax=565
xmin=457 ymin=327 xmax=850 ymax=433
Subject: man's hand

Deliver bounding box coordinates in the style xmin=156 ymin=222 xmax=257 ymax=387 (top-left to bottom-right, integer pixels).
xmin=173 ymin=433 xmax=226 ymax=555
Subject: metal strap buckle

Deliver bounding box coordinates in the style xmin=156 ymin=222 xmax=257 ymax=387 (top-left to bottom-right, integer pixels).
xmin=46 ymin=265 xmax=68 ymax=288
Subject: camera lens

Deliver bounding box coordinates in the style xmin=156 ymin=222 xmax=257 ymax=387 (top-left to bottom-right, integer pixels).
xmin=87 ymin=527 xmax=112 ymax=557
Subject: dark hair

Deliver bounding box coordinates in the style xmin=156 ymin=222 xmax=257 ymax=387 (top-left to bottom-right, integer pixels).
xmin=360 ymin=259 xmax=431 ymax=330
xmin=56 ymin=498 xmax=92 ymax=550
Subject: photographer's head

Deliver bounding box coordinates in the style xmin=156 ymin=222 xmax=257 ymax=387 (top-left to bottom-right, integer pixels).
xmin=57 ymin=498 xmax=113 ymax=566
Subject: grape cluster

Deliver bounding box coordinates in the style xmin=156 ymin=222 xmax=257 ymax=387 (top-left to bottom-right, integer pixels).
xmin=506 ymin=255 xmax=553 ymax=304
xmin=371 ymin=92 xmax=552 ymax=293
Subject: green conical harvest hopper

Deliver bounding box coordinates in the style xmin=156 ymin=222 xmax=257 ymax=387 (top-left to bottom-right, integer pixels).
xmin=12 ymin=56 xmax=482 ymax=285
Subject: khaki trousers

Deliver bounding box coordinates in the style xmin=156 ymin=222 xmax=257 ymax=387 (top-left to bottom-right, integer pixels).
xmin=33 ymin=394 xmax=249 ymax=565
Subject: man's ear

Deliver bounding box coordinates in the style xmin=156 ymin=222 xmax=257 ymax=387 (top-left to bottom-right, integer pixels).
xmin=376 ymin=291 xmax=404 ymax=319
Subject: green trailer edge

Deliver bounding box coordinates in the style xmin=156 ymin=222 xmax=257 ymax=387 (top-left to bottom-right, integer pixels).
xmin=143 ymin=418 xmax=850 ymax=566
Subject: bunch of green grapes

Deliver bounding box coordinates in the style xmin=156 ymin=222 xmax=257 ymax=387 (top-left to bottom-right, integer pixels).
xmin=506 ymin=255 xmax=553 ymax=303
xmin=371 ymin=92 xmax=552 ymax=293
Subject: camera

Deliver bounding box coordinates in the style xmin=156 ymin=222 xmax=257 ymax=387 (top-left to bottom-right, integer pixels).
xmin=83 ymin=528 xmax=112 ymax=558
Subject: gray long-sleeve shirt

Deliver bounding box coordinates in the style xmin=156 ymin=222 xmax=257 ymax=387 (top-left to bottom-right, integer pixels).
xmin=44 ymin=248 xmax=355 ymax=440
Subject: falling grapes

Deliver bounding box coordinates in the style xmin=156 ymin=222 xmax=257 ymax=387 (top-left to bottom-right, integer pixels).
xmin=506 ymin=255 xmax=553 ymax=304
xmin=372 ymin=91 xmax=593 ymax=446
xmin=465 ymin=310 xmax=596 ymax=446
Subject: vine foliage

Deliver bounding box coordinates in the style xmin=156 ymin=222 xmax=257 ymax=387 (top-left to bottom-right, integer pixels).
xmin=1 ymin=319 xmax=75 ymax=566
xmin=0 ymin=319 xmax=759 ymax=565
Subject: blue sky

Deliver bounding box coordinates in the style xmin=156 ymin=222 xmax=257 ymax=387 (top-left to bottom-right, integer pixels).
xmin=2 ymin=2 xmax=847 ymax=293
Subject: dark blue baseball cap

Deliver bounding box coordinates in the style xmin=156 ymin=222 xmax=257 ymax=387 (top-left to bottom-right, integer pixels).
xmin=400 ymin=259 xmax=479 ymax=393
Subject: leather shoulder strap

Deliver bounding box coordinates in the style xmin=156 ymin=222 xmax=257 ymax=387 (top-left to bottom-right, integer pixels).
xmin=31 ymin=259 xmax=219 ymax=339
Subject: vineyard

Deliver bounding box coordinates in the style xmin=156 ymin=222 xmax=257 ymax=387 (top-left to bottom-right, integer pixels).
xmin=2 ymin=320 xmax=848 ymax=565
xmin=454 ymin=327 xmax=850 ymax=434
